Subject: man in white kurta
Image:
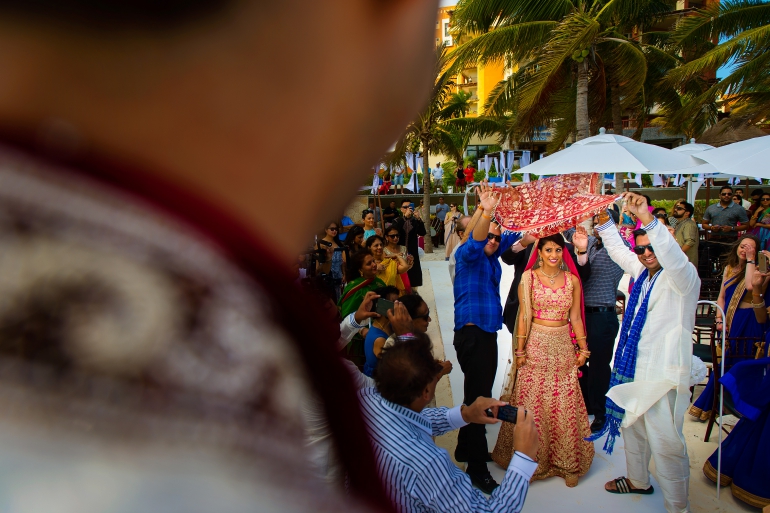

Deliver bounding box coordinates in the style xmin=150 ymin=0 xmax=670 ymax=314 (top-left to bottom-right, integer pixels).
xmin=595 ymin=193 xmax=699 ymax=513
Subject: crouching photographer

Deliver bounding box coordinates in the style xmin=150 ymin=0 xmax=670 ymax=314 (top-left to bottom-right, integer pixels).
xmin=359 ymin=334 xmax=539 ymax=512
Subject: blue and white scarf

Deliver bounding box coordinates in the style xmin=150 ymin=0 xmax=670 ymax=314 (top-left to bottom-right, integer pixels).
xmin=588 ymin=268 xmax=660 ymax=454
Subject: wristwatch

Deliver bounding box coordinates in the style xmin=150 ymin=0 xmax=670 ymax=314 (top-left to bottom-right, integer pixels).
xmin=577 ymin=249 xmax=587 ymax=255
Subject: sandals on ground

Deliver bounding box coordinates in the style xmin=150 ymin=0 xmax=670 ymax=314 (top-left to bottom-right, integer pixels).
xmin=606 ymin=477 xmax=654 ymax=495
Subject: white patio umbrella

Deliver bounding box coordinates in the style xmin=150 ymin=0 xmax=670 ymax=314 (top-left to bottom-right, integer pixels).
xmin=691 ymin=134 xmax=770 ymax=178
xmin=672 ymin=139 xmax=717 ymax=204
xmin=520 ymin=128 xmax=711 ymax=177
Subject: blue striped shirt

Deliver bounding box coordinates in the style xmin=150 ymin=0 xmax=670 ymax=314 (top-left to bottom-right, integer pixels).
xmin=359 ymin=387 xmax=536 ymax=513
xmin=454 ymin=231 xmax=521 ymax=332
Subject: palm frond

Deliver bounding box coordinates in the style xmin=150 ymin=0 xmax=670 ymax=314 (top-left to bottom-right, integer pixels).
xmin=451 ymin=0 xmax=575 ymax=35
xmin=448 ymin=21 xmax=558 ymax=67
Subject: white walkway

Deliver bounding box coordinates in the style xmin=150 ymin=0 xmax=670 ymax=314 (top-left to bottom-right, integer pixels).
xmin=421 ymin=258 xmax=753 ymax=513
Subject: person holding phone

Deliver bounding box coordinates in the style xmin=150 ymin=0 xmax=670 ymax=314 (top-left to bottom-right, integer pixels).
xmin=359 ymin=334 xmax=540 ymax=513
xmin=362 ymin=286 xmax=400 ymax=377
xmin=316 ymin=221 xmax=347 ymax=300
xmin=392 ymin=200 xmax=427 ymax=288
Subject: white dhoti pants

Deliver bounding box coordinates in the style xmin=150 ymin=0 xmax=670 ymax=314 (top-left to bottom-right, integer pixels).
xmin=622 ymin=389 xmax=690 ymax=513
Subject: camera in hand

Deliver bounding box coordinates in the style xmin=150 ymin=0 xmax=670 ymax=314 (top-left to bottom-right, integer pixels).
xmin=486 ymin=405 xmax=518 ymax=424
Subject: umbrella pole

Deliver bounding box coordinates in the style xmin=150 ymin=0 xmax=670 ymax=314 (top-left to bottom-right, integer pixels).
xmin=706 ymin=180 xmax=711 ymax=208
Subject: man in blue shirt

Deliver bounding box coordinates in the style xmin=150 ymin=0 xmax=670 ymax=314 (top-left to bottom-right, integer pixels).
xmin=361 ymin=334 xmax=539 ymax=512
xmin=453 ymin=182 xmax=521 ymax=493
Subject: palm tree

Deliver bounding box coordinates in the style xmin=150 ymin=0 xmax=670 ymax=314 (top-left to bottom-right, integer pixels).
xmin=666 ymin=0 xmax=770 ymax=131
xmin=390 ymin=47 xmax=458 ymax=253
xmin=450 ymin=0 xmax=673 ymax=148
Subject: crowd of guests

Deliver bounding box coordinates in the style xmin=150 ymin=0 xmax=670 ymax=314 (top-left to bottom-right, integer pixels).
xmin=296 ymin=182 xmax=770 ymax=512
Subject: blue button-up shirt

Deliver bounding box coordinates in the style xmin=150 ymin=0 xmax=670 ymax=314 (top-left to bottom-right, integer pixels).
xmin=454 ymin=231 xmax=520 ymax=332
xmin=359 ymin=387 xmax=536 ymax=513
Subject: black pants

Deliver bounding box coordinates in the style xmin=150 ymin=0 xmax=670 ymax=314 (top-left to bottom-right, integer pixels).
xmin=579 ymin=310 xmax=620 ymax=417
xmin=454 ymin=325 xmax=497 ymax=474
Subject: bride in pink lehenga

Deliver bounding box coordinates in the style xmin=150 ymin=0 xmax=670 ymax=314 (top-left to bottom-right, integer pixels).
xmin=492 ymin=233 xmax=594 ymax=487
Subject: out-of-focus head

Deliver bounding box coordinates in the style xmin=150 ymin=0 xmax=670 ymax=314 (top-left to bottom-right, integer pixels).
xmin=0 ymin=0 xmax=440 ymax=260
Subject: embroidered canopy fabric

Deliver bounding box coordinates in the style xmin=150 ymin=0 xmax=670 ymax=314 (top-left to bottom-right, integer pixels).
xmin=494 ymin=173 xmax=618 ymax=237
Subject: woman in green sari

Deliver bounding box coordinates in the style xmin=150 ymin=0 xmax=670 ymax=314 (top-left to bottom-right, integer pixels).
xmin=339 ymin=249 xmax=385 ymax=318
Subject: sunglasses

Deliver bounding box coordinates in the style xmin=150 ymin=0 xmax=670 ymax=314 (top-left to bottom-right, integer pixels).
xmin=720 ymin=192 xmax=733 ymax=196
xmin=487 ymin=233 xmax=502 ymax=243
xmin=387 ymin=233 xmax=399 ymax=239
xmin=673 ymin=206 xmax=685 ymax=211
xmin=327 ymin=227 xmax=338 ymax=231
xmin=633 ymin=244 xmax=655 ymax=255
xmin=413 ymin=309 xmax=431 ymax=321
xmin=762 ymin=198 xmax=770 ymax=202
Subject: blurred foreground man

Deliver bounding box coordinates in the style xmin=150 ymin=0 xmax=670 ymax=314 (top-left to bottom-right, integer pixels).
xmin=0 ymin=1 xmax=440 ymax=511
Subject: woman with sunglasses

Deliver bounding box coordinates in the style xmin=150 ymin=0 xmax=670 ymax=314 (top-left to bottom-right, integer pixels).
xmin=493 ymin=234 xmax=593 ymax=487
xmin=366 ymin=234 xmax=410 ymax=295
xmin=748 ymin=193 xmax=770 ymax=250
xmin=689 ymin=234 xmax=766 ymax=421
xmin=316 ymin=222 xmax=346 ymax=300
xmin=383 ymin=225 xmax=414 ymax=292
xmin=444 ymin=203 xmax=463 ymax=261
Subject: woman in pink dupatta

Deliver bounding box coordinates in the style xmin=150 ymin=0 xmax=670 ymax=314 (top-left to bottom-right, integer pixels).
xmin=492 ymin=234 xmax=594 ymax=487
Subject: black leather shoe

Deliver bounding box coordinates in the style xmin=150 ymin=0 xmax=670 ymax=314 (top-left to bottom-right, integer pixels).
xmin=454 ymin=450 xmax=494 ymax=463
xmin=468 ymin=472 xmax=499 ymax=494
xmin=591 ymin=416 xmax=606 ymax=433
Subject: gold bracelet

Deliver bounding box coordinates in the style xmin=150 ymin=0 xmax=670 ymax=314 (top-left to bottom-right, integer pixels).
xmin=516 ymin=335 xmax=527 ymax=338
xmin=482 ymin=212 xmax=492 ymax=220
xmin=575 ymin=336 xmax=587 ymax=340
xmin=752 ymin=301 xmax=765 ymax=308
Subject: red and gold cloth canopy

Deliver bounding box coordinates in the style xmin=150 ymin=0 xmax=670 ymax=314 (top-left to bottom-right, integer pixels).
xmin=494 ymin=173 xmax=618 ymax=238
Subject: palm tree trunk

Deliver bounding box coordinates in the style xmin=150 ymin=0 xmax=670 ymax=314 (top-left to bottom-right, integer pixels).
xmin=421 ymin=137 xmax=433 ymax=254
xmin=611 ymin=83 xmax=623 ymax=191
xmin=576 ymin=60 xmax=590 ymax=141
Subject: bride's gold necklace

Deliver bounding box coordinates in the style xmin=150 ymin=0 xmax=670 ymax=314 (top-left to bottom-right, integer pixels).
xmin=539 ymin=267 xmax=560 ymax=285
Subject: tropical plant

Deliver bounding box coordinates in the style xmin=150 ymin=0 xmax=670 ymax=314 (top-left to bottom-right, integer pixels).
xmin=389 ymin=46 xmax=459 ymax=253
xmin=666 ymin=0 xmax=770 ymax=131
xmin=449 ymin=0 xmax=675 ymax=150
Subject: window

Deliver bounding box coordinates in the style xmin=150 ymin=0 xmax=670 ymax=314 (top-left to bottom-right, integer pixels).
xmin=442 ymin=19 xmax=453 ymax=46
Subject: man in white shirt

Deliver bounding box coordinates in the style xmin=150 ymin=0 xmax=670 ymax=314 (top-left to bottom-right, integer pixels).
xmin=432 ymin=163 xmax=444 ymax=192
xmin=594 ymin=193 xmax=699 ymax=513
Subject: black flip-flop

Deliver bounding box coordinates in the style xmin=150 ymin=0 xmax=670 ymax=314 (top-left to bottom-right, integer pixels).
xmin=606 ymin=477 xmax=654 ymax=495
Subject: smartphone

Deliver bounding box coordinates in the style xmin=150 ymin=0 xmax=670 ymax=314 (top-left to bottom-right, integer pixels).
xmin=409 ymin=202 xmax=415 ymax=210
xmin=760 ymin=252 xmax=767 ymax=273
xmin=485 ymin=405 xmax=519 ymax=424
xmin=375 ymin=299 xmax=394 ymax=317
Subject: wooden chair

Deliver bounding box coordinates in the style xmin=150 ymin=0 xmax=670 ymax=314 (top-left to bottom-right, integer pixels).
xmin=698 ymin=277 xmax=722 ymax=302
xmin=703 ymin=333 xmax=760 ymax=442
